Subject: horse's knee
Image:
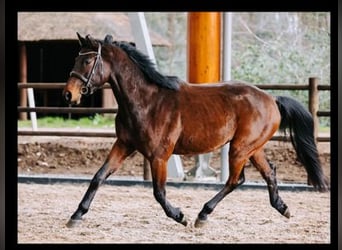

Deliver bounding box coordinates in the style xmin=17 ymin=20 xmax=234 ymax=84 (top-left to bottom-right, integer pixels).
xmin=227 ymin=153 xmax=248 ymax=188
xmin=226 ymin=177 xmax=243 ymax=190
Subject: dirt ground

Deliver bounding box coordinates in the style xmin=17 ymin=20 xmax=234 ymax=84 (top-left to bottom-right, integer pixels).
xmin=17 ymin=135 xmax=331 ymax=244
xmin=17 ymin=135 xmax=331 ymax=184
xmin=18 ymin=183 xmax=330 ymax=244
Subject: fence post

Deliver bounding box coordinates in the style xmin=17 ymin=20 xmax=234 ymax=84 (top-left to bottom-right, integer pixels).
xmin=19 ymin=42 xmax=27 ymax=120
xmin=308 ymin=77 xmax=319 ymax=143
xmin=308 ymin=77 xmax=319 ymax=187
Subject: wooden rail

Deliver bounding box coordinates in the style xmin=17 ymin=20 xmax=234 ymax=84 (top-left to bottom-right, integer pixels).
xmin=16 ymin=129 xmax=330 ymax=142
xmin=17 ymin=107 xmax=118 ymax=114
xmin=18 ymin=77 xmax=330 ymax=142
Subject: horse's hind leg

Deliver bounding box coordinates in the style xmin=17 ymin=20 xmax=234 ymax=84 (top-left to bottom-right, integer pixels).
xmin=250 ymin=149 xmax=290 ymax=218
xmin=195 ymin=147 xmax=248 ymax=228
xmin=66 ymin=139 xmax=134 ymax=227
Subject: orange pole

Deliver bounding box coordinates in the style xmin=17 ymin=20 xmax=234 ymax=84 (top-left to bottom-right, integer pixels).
xmin=187 ymin=12 xmax=221 ymax=83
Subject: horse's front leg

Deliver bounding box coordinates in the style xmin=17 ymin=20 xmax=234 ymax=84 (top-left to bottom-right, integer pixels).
xmin=195 ymin=147 xmax=248 ymax=228
xmin=66 ymin=139 xmax=134 ymax=227
xmin=150 ymin=157 xmax=188 ymax=226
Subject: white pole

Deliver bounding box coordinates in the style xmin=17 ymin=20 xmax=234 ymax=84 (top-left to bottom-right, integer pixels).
xmin=126 ymin=12 xmax=156 ymax=64
xmin=220 ymin=12 xmax=233 ymax=182
xmin=27 ymin=88 xmax=37 ymax=131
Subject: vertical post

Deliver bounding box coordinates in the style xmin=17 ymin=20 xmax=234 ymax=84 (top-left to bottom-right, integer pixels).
xmin=102 ymin=89 xmax=116 ymax=119
xmin=187 ymin=12 xmax=221 ymax=179
xmin=187 ymin=12 xmax=221 ymax=83
xmin=127 ymin=12 xmax=156 ymax=63
xmin=308 ymin=77 xmax=319 ymax=143
xmin=220 ymin=12 xmax=233 ymax=182
xmin=308 ymin=77 xmax=319 ymax=186
xmin=27 ymin=88 xmax=38 ymax=131
xmin=19 ymin=42 xmax=27 ymax=120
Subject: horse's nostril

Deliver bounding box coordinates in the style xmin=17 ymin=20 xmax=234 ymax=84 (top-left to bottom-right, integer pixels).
xmin=64 ymin=91 xmax=72 ymax=102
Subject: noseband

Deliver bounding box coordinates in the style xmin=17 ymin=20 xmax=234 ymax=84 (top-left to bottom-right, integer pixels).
xmin=69 ymin=43 xmax=103 ymax=96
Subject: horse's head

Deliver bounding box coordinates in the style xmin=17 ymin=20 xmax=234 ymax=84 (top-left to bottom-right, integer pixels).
xmin=63 ymin=33 xmax=111 ymax=105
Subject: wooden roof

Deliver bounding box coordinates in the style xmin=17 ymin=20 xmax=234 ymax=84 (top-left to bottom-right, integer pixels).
xmin=18 ymin=12 xmax=170 ymax=46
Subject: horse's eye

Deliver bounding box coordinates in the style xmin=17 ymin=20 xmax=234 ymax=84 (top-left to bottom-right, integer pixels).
xmin=84 ymin=58 xmax=92 ymax=65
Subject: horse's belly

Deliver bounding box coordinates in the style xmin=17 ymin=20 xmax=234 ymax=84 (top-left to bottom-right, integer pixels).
xmin=173 ymin=125 xmax=234 ymax=155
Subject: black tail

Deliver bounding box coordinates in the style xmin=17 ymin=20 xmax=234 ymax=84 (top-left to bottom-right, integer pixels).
xmin=275 ymin=96 xmax=329 ymax=192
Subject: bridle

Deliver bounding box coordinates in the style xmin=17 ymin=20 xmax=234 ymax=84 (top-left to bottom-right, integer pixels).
xmin=69 ymin=43 xmax=103 ymax=96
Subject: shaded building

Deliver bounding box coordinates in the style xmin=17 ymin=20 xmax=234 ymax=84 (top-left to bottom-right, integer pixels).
xmin=18 ymin=12 xmax=170 ymax=119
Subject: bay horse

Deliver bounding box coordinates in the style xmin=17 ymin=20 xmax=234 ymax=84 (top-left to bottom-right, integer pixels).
xmin=63 ymin=33 xmax=329 ymax=228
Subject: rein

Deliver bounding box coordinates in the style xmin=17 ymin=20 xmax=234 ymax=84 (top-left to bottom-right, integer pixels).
xmin=69 ymin=43 xmax=103 ymax=95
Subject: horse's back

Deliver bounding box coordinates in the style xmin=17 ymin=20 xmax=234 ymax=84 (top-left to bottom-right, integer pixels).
xmin=181 ymin=80 xmax=275 ymax=109
xmin=173 ymin=81 xmax=280 ymax=155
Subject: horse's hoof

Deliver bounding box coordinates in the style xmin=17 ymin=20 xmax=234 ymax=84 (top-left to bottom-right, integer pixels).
xmin=180 ymin=216 xmax=188 ymax=227
xmin=283 ymin=208 xmax=291 ymax=219
xmin=66 ymin=218 xmax=82 ymax=228
xmin=194 ymin=218 xmax=207 ymax=228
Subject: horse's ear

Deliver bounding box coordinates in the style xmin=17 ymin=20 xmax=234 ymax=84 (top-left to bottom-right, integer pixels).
xmin=85 ymin=34 xmax=98 ymax=48
xmin=76 ymin=32 xmax=86 ymax=47
xmin=104 ymin=34 xmax=113 ymax=44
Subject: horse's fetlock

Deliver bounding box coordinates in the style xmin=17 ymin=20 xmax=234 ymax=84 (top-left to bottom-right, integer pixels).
xmin=204 ymin=203 xmax=214 ymax=214
xmin=77 ymin=205 xmax=89 ymax=215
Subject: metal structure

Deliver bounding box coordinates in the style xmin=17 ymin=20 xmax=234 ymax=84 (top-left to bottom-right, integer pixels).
xmin=220 ymin=13 xmax=233 ymax=182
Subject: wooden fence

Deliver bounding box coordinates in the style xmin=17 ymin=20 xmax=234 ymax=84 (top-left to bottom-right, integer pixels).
xmin=17 ymin=77 xmax=330 ymax=142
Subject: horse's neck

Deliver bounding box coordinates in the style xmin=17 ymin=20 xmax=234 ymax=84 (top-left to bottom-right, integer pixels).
xmin=109 ymin=72 xmax=159 ymax=112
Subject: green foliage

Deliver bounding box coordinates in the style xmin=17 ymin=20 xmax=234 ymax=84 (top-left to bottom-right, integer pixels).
xmin=146 ymin=12 xmax=330 ymax=127
xmin=18 ymin=114 xmax=115 ymax=129
xmin=230 ymin=12 xmax=330 ymax=127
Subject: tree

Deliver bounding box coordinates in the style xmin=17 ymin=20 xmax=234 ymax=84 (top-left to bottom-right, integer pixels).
xmin=145 ymin=12 xmax=330 ymax=127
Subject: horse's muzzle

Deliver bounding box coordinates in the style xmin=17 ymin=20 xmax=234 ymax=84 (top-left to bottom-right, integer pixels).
xmin=63 ymin=90 xmax=72 ymax=103
xmin=62 ymin=89 xmax=81 ymax=105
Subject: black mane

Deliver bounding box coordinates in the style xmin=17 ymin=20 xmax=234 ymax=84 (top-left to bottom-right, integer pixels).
xmin=112 ymin=41 xmax=182 ymax=91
